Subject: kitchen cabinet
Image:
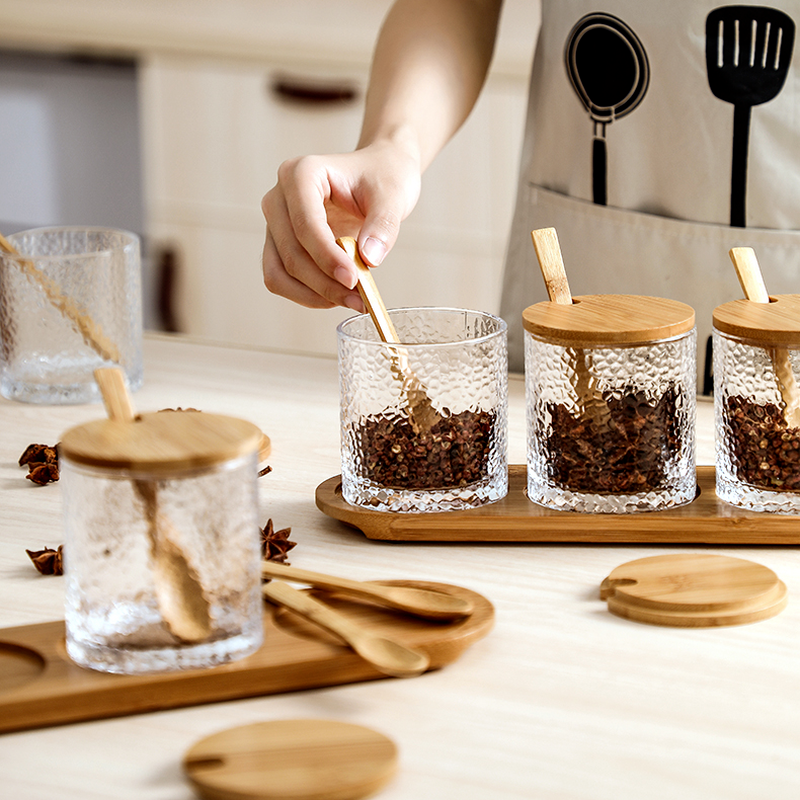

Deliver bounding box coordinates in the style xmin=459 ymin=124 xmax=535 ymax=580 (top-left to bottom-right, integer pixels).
xmin=139 ymin=47 xmax=530 ymax=356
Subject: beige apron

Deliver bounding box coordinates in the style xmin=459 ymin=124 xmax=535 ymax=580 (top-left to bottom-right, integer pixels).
xmin=501 ymin=0 xmax=800 ymax=389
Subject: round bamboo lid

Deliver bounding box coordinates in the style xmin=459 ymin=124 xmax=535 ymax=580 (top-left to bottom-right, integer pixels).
xmin=59 ymin=410 xmax=263 ymax=474
xmin=522 ymin=294 xmax=695 ymax=346
xmin=712 ymin=294 xmax=800 ymax=346
xmin=183 ymin=719 xmax=398 ymax=800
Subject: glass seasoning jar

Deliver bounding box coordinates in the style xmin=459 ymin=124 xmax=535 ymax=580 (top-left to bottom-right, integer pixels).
xmin=59 ymin=410 xmax=264 ymax=674
xmin=338 ymin=307 xmax=508 ymax=513
xmin=713 ymin=294 xmax=800 ymax=512
xmin=523 ymin=295 xmax=696 ymax=513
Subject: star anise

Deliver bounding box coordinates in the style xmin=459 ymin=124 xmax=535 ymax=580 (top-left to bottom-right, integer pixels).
xmin=261 ymin=519 xmax=296 ymax=565
xmin=26 ymin=545 xmax=64 ymax=576
xmin=19 ymin=443 xmax=60 ymax=484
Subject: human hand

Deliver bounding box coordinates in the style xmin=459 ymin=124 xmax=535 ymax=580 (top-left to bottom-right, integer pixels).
xmin=261 ymin=140 xmax=421 ymax=311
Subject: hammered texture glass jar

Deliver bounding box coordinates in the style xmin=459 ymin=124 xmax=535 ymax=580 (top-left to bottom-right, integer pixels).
xmin=713 ymin=295 xmax=800 ymax=513
xmin=523 ymin=295 xmax=696 ymax=513
xmin=60 ymin=411 xmax=264 ymax=674
xmin=338 ymin=307 xmax=507 ymax=513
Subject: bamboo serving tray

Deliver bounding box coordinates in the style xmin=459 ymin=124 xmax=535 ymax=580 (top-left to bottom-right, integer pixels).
xmin=315 ymin=465 xmax=800 ymax=544
xmin=0 ymin=581 xmax=492 ymax=735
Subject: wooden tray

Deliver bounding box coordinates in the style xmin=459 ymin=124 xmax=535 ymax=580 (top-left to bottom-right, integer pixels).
xmin=0 ymin=581 xmax=493 ymax=735
xmin=315 ymin=465 xmax=800 ymax=544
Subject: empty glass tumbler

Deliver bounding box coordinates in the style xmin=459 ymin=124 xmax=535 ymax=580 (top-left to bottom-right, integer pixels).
xmin=524 ymin=295 xmax=697 ymax=513
xmin=713 ymin=294 xmax=800 ymax=513
xmin=60 ymin=410 xmax=264 ymax=674
xmin=338 ymin=307 xmax=508 ymax=513
xmin=0 ymin=227 xmax=143 ymax=403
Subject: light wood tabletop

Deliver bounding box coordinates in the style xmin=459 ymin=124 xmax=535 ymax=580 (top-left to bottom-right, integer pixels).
xmin=3 ymin=333 xmax=800 ymax=800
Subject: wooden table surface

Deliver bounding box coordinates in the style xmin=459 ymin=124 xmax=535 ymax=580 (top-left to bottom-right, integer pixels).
xmin=3 ymin=333 xmax=799 ymax=800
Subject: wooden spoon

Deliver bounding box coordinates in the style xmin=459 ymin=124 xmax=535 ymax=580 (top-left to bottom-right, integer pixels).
xmin=262 ymin=580 xmax=430 ymax=678
xmin=336 ymin=236 xmax=440 ymax=435
xmin=94 ymin=367 xmax=212 ymax=643
xmin=729 ymin=247 xmax=800 ymax=428
xmin=530 ymin=228 xmax=611 ymax=429
xmin=261 ymin=562 xmax=474 ymax=620
xmin=0 ymin=231 xmax=119 ymax=362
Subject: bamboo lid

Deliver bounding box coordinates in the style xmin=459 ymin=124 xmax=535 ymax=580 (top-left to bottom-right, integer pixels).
xmin=59 ymin=410 xmax=262 ymax=473
xmin=712 ymin=294 xmax=800 ymax=346
xmin=183 ymin=719 xmax=398 ymax=800
xmin=522 ymin=295 xmax=695 ymax=345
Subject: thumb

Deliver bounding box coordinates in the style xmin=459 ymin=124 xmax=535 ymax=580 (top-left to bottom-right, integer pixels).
xmin=357 ymin=210 xmax=402 ymax=267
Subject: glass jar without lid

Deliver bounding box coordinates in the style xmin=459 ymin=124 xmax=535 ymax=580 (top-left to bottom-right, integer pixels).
xmin=59 ymin=410 xmax=264 ymax=674
xmin=713 ymin=294 xmax=800 ymax=512
xmin=523 ymin=295 xmax=696 ymax=513
xmin=338 ymin=307 xmax=508 ymax=513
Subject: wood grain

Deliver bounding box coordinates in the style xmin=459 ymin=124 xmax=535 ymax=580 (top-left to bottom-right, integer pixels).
xmin=316 ymin=465 xmax=800 ymax=544
xmin=522 ymin=294 xmax=696 ymax=345
xmin=0 ymin=581 xmax=493 ymax=735
xmin=600 ymin=553 xmax=787 ymax=627
xmin=183 ymin=719 xmax=398 ymax=800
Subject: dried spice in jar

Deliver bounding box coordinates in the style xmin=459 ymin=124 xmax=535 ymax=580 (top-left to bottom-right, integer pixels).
xmin=545 ymin=387 xmax=684 ymax=493
xmin=354 ymin=409 xmax=495 ymax=490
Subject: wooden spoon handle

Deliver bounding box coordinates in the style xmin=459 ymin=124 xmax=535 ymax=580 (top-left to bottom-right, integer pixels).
xmin=0 ymin=232 xmax=120 ymax=362
xmin=531 ymin=228 xmax=572 ymax=305
xmin=94 ymin=367 xmax=137 ymax=423
xmin=730 ymin=247 xmax=770 ymax=303
xmin=336 ymin=237 xmax=400 ymax=343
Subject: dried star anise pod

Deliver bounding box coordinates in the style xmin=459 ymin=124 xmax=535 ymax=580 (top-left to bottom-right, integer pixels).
xmin=26 ymin=545 xmax=64 ymax=576
xmin=261 ymin=519 xmax=296 ymax=566
xmin=19 ymin=443 xmax=60 ymax=484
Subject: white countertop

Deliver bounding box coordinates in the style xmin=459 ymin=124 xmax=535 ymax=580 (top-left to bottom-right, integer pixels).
xmin=4 ymin=333 xmax=799 ymax=800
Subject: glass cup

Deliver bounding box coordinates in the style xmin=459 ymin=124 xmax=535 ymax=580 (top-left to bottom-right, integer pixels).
xmin=0 ymin=227 xmax=143 ymax=403
xmin=523 ymin=295 xmax=697 ymax=513
xmin=60 ymin=412 xmax=264 ymax=674
xmin=338 ymin=307 xmax=508 ymax=513
xmin=713 ymin=295 xmax=800 ymax=513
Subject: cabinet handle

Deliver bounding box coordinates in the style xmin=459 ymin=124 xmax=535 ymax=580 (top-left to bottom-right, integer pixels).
xmin=269 ymin=74 xmax=359 ymax=105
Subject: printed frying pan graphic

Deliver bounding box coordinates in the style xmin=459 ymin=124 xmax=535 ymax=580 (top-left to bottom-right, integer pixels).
xmin=565 ymin=13 xmax=650 ymax=206
xmin=706 ymin=6 xmax=795 ymax=228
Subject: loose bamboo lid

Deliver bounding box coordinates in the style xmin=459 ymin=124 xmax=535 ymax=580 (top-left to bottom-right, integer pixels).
xmin=522 ymin=294 xmax=695 ymax=346
xmin=59 ymin=410 xmax=263 ymax=474
xmin=712 ymin=294 xmax=800 ymax=346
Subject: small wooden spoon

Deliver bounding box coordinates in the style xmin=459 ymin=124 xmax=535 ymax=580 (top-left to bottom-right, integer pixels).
xmin=0 ymin=231 xmax=119 ymax=362
xmin=262 ymin=580 xmax=430 ymax=678
xmin=261 ymin=562 xmax=474 ymax=620
xmin=729 ymin=247 xmax=800 ymax=428
xmin=336 ymin=236 xmax=440 ymax=434
xmin=94 ymin=367 xmax=212 ymax=643
xmin=530 ymin=228 xmax=611 ymax=429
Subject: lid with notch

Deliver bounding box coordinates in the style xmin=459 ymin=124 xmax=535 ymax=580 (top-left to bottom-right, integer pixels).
xmin=59 ymin=410 xmax=263 ymax=474
xmin=712 ymin=294 xmax=800 ymax=346
xmin=522 ymin=295 xmax=695 ymax=346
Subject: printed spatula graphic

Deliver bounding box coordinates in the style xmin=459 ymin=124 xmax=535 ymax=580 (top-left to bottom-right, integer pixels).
xmin=729 ymin=246 xmax=800 ymax=428
xmin=706 ymin=6 xmax=795 ymax=227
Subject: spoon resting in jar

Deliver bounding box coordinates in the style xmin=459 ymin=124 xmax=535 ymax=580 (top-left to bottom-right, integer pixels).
xmin=729 ymin=247 xmax=800 ymax=428
xmin=336 ymin=236 xmax=440 ymax=435
xmin=530 ymin=227 xmax=612 ymax=430
xmin=262 ymin=580 xmax=430 ymax=678
xmin=261 ymin=561 xmax=474 ymax=621
xmin=94 ymin=367 xmax=212 ymax=643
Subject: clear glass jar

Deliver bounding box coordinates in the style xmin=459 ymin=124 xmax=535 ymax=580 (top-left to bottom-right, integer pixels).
xmin=338 ymin=307 xmax=508 ymax=513
xmin=60 ymin=412 xmax=263 ymax=674
xmin=713 ymin=295 xmax=800 ymax=512
xmin=523 ymin=295 xmax=697 ymax=513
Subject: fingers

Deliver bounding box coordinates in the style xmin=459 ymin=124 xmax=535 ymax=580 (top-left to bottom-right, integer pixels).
xmin=261 ymin=176 xmax=362 ymax=310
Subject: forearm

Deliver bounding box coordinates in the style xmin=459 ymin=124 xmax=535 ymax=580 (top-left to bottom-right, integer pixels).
xmin=357 ymin=0 xmax=503 ymax=171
